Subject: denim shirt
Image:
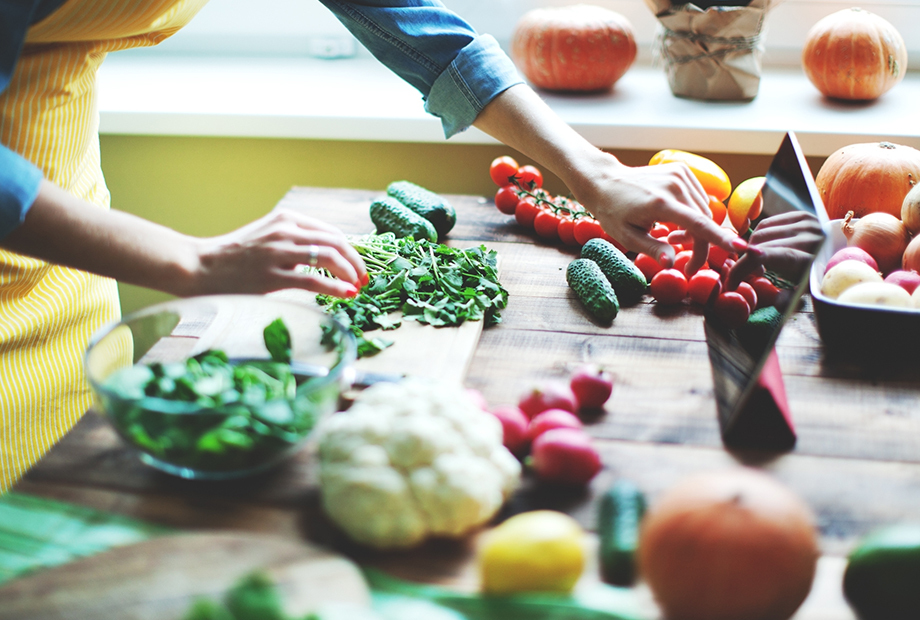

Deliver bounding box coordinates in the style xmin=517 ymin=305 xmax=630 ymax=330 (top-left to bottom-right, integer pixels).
xmin=0 ymin=0 xmax=523 ymax=239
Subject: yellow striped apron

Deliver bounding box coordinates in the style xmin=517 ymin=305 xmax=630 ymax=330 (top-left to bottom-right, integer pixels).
xmin=0 ymin=0 xmax=209 ymax=492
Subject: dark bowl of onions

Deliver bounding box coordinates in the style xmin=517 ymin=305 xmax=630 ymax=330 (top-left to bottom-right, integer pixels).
xmin=809 ymin=218 xmax=920 ymax=361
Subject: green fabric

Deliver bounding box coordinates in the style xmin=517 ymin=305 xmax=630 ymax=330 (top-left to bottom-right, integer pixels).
xmin=0 ymin=493 xmax=644 ymax=620
xmin=0 ymin=492 xmax=169 ymax=584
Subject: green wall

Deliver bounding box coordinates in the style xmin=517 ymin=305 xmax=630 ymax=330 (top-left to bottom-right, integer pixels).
xmin=99 ymin=135 xmax=813 ymax=314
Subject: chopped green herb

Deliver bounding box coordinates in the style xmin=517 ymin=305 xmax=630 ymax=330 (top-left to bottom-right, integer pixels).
xmin=313 ymin=233 xmax=508 ymax=358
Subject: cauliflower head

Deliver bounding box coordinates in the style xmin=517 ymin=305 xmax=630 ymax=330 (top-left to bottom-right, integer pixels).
xmin=316 ymin=378 xmax=521 ymax=549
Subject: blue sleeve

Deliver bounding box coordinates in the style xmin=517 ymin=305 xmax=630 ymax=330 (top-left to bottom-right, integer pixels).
xmin=0 ymin=144 xmax=42 ymax=240
xmin=318 ymin=0 xmax=523 ymax=138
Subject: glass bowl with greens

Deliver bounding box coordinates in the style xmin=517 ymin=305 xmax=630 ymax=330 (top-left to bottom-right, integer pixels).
xmin=84 ymin=295 xmax=355 ymax=480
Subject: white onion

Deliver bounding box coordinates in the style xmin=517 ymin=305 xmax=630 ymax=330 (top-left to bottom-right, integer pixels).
xmin=841 ymin=211 xmax=909 ymax=274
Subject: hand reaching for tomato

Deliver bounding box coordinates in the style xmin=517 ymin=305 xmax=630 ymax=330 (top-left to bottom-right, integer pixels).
xmin=726 ymin=211 xmax=824 ymax=290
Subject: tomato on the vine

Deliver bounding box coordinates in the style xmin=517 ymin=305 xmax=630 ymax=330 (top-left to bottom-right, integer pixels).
xmin=572 ymin=217 xmax=605 ymax=246
xmin=749 ymin=276 xmax=779 ymax=308
xmin=517 ymin=165 xmax=544 ymax=189
xmin=687 ymin=269 xmax=721 ymax=305
xmin=673 ymin=250 xmax=708 ymax=277
xmin=712 ymin=291 xmax=751 ymax=329
xmin=557 ymin=216 xmax=578 ymax=246
xmin=490 ymin=156 xmax=520 ymax=187
xmin=649 ymin=269 xmax=688 ymax=305
xmin=634 ymin=253 xmax=663 ymax=281
xmin=514 ymin=197 xmax=540 ymax=228
xmin=494 ymin=185 xmax=519 ymax=215
xmin=533 ymin=209 xmax=561 ymax=239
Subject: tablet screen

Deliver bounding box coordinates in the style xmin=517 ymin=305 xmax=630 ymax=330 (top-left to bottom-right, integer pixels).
xmin=704 ymin=131 xmax=826 ymax=450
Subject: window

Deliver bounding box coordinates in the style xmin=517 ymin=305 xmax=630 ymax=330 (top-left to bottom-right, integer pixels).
xmin=152 ymin=0 xmax=919 ymax=69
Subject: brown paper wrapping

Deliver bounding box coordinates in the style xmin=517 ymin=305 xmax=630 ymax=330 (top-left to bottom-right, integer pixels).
xmin=645 ymin=0 xmax=775 ymax=101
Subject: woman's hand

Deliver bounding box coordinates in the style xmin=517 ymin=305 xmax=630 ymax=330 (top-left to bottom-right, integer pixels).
xmin=571 ymin=157 xmax=745 ymax=274
xmin=726 ymin=211 xmax=824 ymax=289
xmin=192 ymin=209 xmax=367 ymax=298
xmin=471 ymin=85 xmax=744 ymax=272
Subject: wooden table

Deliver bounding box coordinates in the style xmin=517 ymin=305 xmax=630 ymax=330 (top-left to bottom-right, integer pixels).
xmin=16 ymin=187 xmax=920 ymax=618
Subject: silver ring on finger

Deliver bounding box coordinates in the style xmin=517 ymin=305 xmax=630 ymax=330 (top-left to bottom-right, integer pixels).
xmin=306 ymin=244 xmax=321 ymax=267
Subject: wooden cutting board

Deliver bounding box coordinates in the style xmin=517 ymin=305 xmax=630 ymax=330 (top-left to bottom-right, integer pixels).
xmin=269 ymin=285 xmax=489 ymax=386
xmin=0 ymin=532 xmax=371 ymax=620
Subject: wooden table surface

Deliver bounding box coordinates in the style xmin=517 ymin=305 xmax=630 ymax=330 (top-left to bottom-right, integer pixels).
xmin=16 ymin=187 xmax=920 ymax=618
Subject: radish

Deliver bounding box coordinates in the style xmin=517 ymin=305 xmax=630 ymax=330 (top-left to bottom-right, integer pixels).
xmin=569 ymin=364 xmax=614 ymax=411
xmin=518 ymin=381 xmax=578 ymax=419
xmin=527 ymin=409 xmax=583 ymax=442
xmin=490 ymin=405 xmax=530 ymax=456
xmin=530 ymin=428 xmax=602 ymax=486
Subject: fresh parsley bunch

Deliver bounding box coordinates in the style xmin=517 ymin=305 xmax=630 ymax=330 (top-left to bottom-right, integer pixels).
xmin=315 ymin=233 xmax=508 ymax=358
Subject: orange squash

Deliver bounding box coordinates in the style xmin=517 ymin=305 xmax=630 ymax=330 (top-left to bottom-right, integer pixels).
xmin=802 ymin=8 xmax=907 ymax=101
xmin=638 ymin=468 xmax=818 ymax=620
xmin=815 ymin=142 xmax=920 ymax=220
xmin=511 ymin=5 xmax=636 ymax=93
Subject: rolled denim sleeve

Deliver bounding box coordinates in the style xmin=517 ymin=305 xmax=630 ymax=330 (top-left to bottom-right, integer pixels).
xmin=0 ymin=145 xmax=42 ymax=240
xmin=318 ymin=0 xmax=523 ymax=137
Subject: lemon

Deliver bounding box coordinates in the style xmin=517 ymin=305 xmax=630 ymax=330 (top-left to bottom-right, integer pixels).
xmin=478 ymin=510 xmax=585 ymax=595
xmin=727 ymin=176 xmax=766 ymax=233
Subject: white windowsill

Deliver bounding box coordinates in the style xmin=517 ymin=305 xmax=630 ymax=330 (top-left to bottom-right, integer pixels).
xmin=97 ymin=53 xmax=920 ymax=158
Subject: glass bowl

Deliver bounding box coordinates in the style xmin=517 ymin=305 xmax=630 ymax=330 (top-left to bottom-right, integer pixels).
xmin=84 ymin=294 xmax=355 ymax=479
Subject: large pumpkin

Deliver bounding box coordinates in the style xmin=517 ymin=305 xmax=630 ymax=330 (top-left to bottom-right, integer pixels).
xmin=802 ymin=8 xmax=907 ymax=101
xmin=815 ymin=141 xmax=920 ymax=220
xmin=511 ymin=4 xmax=637 ymax=93
xmin=638 ymin=468 xmax=818 ymax=620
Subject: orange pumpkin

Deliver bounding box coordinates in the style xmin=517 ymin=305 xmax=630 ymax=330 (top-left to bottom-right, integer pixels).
xmin=638 ymin=468 xmax=818 ymax=620
xmin=802 ymin=8 xmax=907 ymax=101
xmin=815 ymin=142 xmax=920 ymax=220
xmin=511 ymin=5 xmax=637 ymax=93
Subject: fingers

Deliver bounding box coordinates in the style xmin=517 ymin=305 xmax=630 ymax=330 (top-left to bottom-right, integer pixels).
xmin=266 ymin=269 xmax=360 ymax=299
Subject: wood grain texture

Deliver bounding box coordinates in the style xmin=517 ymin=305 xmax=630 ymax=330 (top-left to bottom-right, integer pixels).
xmin=17 ymin=186 xmax=920 ymax=620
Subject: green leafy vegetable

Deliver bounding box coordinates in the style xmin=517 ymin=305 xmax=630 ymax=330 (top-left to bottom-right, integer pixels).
xmin=313 ymin=233 xmax=508 ymax=358
xmin=102 ymin=319 xmax=338 ymax=475
xmin=264 ymin=317 xmax=292 ymax=364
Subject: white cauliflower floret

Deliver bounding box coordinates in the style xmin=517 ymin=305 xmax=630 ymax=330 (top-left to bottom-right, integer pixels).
xmin=316 ymin=378 xmax=521 ymax=549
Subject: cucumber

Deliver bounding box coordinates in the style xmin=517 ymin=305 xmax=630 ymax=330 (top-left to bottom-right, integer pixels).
xmin=843 ymin=523 xmax=920 ymax=620
xmin=597 ymin=479 xmax=647 ymax=586
xmin=386 ymin=180 xmax=457 ymax=241
xmin=580 ymin=238 xmax=647 ymax=304
xmin=369 ymin=195 xmax=438 ymax=242
xmin=566 ymin=258 xmax=619 ymax=322
xmin=737 ymin=305 xmax=783 ymax=357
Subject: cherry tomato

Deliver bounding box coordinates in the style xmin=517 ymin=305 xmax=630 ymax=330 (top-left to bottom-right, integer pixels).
xmin=494 ymin=185 xmax=519 ymax=215
xmin=673 ymin=250 xmax=708 ymax=277
xmin=712 ymin=291 xmax=751 ymax=330
xmin=514 ymin=197 xmax=540 ymax=228
xmin=533 ymin=208 xmax=561 ymax=240
xmin=750 ymin=276 xmax=780 ymax=308
xmin=687 ymin=269 xmax=722 ymax=305
xmin=490 ymin=156 xmax=520 ymax=187
xmin=707 ymin=244 xmax=736 ymax=274
xmin=735 ymin=281 xmax=758 ymax=312
xmin=667 ymin=230 xmax=689 ymax=253
xmin=557 ymin=216 xmax=578 ymax=246
xmin=517 ymin=164 xmax=544 ymax=189
xmin=573 ymin=217 xmax=605 ymax=246
xmin=634 ymin=253 xmax=663 ymax=281
xmin=650 ymin=223 xmax=670 ymax=239
xmin=649 ymin=269 xmax=689 ymax=305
